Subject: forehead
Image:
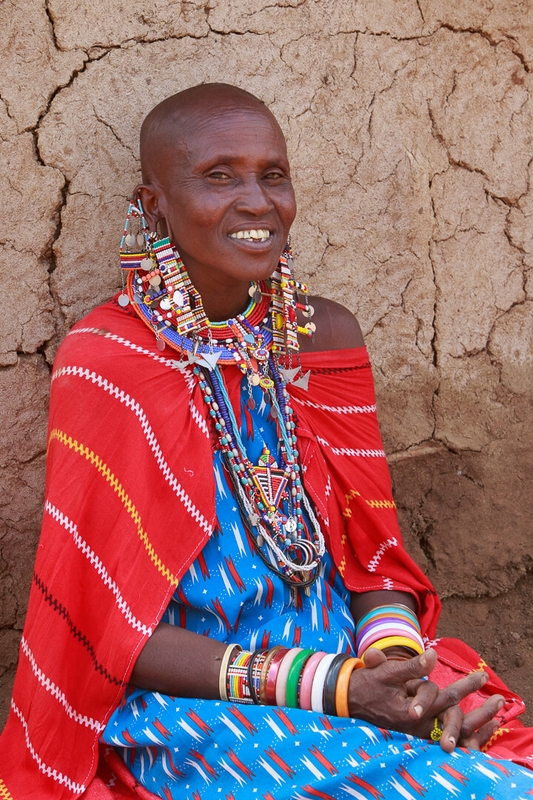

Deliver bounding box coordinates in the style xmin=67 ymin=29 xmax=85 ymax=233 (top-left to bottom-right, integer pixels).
xmin=165 ymin=106 xmax=288 ymax=172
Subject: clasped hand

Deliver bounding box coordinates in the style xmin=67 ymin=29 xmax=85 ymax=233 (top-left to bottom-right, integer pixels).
xmin=348 ymin=648 xmax=504 ymax=752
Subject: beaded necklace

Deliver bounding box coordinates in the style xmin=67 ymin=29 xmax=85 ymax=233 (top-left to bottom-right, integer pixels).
xmin=119 ymin=199 xmax=324 ymax=588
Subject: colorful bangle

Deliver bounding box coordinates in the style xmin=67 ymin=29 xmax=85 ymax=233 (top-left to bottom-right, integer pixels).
xmin=227 ymin=649 xmax=254 ymax=704
xmin=356 ymin=603 xmax=424 ymax=659
xmin=357 ymin=624 xmax=424 ymax=654
xmin=259 ymin=646 xmax=284 ymax=705
xmin=219 ymin=644 xmax=241 ymax=702
xmin=299 ymin=652 xmax=328 ymax=711
xmin=248 ymin=649 xmax=268 ymax=705
xmin=357 ymin=615 xmax=420 ymax=640
xmin=275 ymin=648 xmax=303 ymax=707
xmin=364 ymin=635 xmax=424 ymax=655
xmin=357 ymin=604 xmax=418 ymax=627
xmin=310 ymin=652 xmax=337 ymax=713
xmin=323 ymin=654 xmax=350 ymax=716
xmin=334 ymin=656 xmax=365 ymax=718
xmin=285 ymin=649 xmax=314 ymax=708
xmin=265 ymin=647 xmax=289 ymax=705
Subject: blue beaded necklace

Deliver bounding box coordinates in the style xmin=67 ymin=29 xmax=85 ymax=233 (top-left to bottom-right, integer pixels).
xmin=194 ymin=353 xmax=325 ymax=589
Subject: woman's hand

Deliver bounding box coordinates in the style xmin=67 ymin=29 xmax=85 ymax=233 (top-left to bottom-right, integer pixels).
xmin=457 ymin=694 xmax=505 ymax=750
xmin=348 ymin=647 xmax=491 ymax=750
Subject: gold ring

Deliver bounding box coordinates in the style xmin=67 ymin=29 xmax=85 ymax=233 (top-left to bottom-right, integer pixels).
xmin=430 ymin=717 xmax=443 ymax=742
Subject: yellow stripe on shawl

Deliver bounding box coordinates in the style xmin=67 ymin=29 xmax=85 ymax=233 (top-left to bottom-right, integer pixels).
xmin=0 ymin=777 xmax=14 ymax=800
xmin=49 ymin=429 xmax=179 ymax=587
xmin=365 ymin=499 xmax=397 ymax=510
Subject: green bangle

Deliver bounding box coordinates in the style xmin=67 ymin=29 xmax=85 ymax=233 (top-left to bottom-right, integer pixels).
xmin=285 ymin=649 xmax=315 ymax=708
xmin=323 ymin=653 xmax=350 ymax=716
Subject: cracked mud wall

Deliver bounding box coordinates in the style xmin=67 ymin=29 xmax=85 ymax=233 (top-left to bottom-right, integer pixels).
xmin=1 ymin=0 xmax=532 ymax=726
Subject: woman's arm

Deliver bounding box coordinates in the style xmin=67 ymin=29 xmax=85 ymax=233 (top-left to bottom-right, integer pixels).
xmin=130 ymin=623 xmax=228 ymax=698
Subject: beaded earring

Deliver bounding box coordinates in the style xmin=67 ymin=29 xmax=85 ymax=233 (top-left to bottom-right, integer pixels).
xmin=119 ymin=196 xmax=211 ymax=349
xmin=118 ymin=196 xmax=152 ymax=307
xmin=270 ymin=239 xmax=315 ymax=389
xmin=149 ymin=236 xmax=209 ymax=339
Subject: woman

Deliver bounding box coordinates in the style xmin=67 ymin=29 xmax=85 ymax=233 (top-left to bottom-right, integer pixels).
xmin=1 ymin=83 xmax=532 ymax=799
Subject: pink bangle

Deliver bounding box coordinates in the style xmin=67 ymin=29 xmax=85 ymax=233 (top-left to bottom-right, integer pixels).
xmin=299 ymin=652 xmax=328 ymax=710
xmin=265 ymin=648 xmax=289 ymax=705
xmin=310 ymin=652 xmax=337 ymax=713
xmin=358 ymin=624 xmax=414 ymax=651
xmin=275 ymin=648 xmax=303 ymax=707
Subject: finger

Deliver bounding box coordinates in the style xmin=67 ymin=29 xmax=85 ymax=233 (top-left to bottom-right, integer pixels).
xmin=460 ymin=719 xmax=500 ymax=751
xmin=360 ymin=648 xmax=388 ymax=669
xmin=364 ymin=648 xmax=437 ymax=682
xmin=439 ymin=705 xmax=463 ymax=752
xmin=429 ymin=670 xmax=489 ymax=716
xmin=460 ymin=695 xmax=505 ymax=740
xmin=408 ymin=680 xmax=439 ymax=719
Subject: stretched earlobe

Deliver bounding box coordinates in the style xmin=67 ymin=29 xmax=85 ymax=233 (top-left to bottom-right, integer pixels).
xmin=135 ymin=184 xmax=163 ymax=233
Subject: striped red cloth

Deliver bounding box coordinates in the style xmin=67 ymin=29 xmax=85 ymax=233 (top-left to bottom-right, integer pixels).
xmin=0 ymin=296 xmax=529 ymax=798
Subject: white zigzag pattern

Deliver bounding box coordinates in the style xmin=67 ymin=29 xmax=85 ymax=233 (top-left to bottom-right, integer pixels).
xmin=293 ymin=397 xmax=376 ymax=415
xmin=52 ymin=365 xmax=211 ymax=534
xmin=45 ymin=500 xmax=151 ymax=635
xmin=11 ymin=700 xmax=86 ymax=793
xmin=188 ymin=398 xmax=209 ymax=437
xmin=367 ymin=537 xmax=398 ymax=572
xmin=69 ymin=327 xmax=181 ymax=369
xmin=20 ymin=636 xmax=104 ymax=733
xmin=68 ymin=327 xmax=209 ymax=438
xmin=316 ymin=435 xmax=385 ymax=458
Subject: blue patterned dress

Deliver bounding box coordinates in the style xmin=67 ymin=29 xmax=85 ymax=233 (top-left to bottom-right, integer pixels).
xmin=102 ymin=381 xmax=533 ymax=799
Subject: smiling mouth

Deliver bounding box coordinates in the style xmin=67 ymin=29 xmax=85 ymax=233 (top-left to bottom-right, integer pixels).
xmin=229 ymin=229 xmax=272 ymax=242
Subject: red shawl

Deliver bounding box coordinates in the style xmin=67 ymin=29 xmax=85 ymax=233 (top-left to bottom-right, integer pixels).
xmin=0 ymin=297 xmax=525 ymax=798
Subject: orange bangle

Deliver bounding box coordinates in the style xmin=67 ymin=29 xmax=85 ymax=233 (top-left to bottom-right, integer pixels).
xmin=334 ymin=657 xmax=365 ymax=717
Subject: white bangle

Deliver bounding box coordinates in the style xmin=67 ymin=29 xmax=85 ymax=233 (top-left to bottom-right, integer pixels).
xmin=310 ymin=652 xmax=337 ymax=714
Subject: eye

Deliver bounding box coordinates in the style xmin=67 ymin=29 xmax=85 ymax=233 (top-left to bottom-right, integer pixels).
xmin=206 ymin=169 xmax=232 ymax=181
xmin=263 ymin=169 xmax=288 ymax=181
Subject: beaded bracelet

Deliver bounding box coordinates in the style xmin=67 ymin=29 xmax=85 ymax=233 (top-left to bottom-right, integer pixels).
xmin=226 ymin=649 xmax=254 ymax=704
xmin=221 ymin=643 xmax=370 ymax=716
xmin=248 ymin=649 xmax=268 ymax=705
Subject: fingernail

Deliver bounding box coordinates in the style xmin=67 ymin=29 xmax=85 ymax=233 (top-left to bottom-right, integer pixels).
xmin=448 ymin=736 xmax=456 ymax=747
xmin=481 ymin=671 xmax=488 ymax=683
xmin=413 ymin=704 xmax=423 ymax=718
xmin=497 ymin=699 xmax=505 ymax=710
xmin=420 ymin=653 xmax=427 ymax=667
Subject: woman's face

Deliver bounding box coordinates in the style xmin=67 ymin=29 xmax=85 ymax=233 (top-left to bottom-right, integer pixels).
xmin=142 ymin=105 xmax=296 ymax=318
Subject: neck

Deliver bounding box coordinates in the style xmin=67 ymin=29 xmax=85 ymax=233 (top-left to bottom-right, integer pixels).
xmin=196 ymin=282 xmax=253 ymax=323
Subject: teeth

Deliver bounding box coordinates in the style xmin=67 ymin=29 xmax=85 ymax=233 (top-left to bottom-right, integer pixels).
xmin=230 ymin=229 xmax=271 ymax=242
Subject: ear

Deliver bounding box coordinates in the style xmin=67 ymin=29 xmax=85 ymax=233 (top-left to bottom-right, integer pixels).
xmin=135 ymin=183 xmax=165 ymax=233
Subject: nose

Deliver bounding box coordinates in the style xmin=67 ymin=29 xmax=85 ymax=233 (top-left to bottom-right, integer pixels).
xmin=234 ymin=175 xmax=274 ymax=216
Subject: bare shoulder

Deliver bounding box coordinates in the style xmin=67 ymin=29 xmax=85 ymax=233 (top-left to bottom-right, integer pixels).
xmin=298 ymin=295 xmax=365 ymax=353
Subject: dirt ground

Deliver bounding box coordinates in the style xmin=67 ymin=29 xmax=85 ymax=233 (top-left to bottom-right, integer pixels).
xmin=438 ymin=577 xmax=533 ymax=727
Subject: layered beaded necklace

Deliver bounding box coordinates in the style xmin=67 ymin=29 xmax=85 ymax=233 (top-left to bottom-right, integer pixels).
xmin=119 ymin=198 xmax=324 ymax=589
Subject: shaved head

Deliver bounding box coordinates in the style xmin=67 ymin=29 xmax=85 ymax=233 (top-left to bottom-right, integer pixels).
xmin=140 ymin=83 xmax=278 ymax=185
